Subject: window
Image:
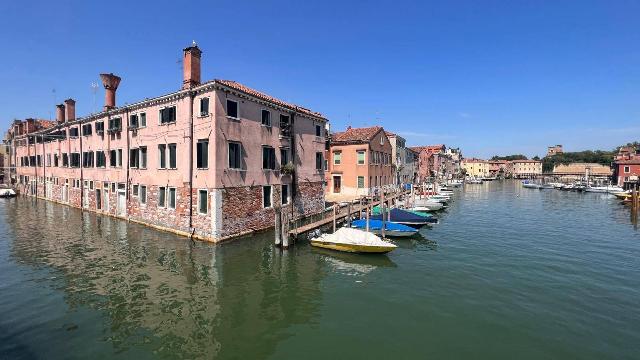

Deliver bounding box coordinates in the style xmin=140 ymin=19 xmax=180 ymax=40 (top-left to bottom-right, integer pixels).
xmin=281 ymin=184 xmax=289 ymax=205
xmin=261 ymin=110 xmax=271 ymax=126
xmin=140 ymin=185 xmax=147 ymax=204
xmin=82 ymin=124 xmax=92 ymax=136
xmin=324 ymin=159 xmax=328 ymax=171
xmin=316 ymin=152 xmax=323 ymax=170
xmin=262 ymin=146 xmax=276 ymax=170
xmin=118 ymin=149 xmax=123 ymax=167
xmin=333 ymin=151 xmax=341 ymax=165
xmin=315 ymin=124 xmax=322 ymax=137
xmin=197 ymin=139 xmax=208 ymax=169
xmin=62 ymin=153 xmax=69 ymax=167
xmin=158 ymin=144 xmax=166 ymax=169
xmin=139 ymin=146 xmax=147 ymax=169
xmin=380 ymin=135 xmax=384 ymax=145
xmin=200 ymin=97 xmax=209 ymax=116
xmin=96 ymin=151 xmax=106 ymax=167
xmin=168 ymin=188 xmax=176 ymax=209
xmin=96 ymin=189 xmax=102 ymax=210
xmin=168 ymin=143 xmax=177 ymax=169
xmin=129 ymin=114 xmax=139 ymax=128
xmin=229 ymin=142 xmax=241 ymax=169
xmin=110 ymin=149 xmax=117 ymax=167
xmin=280 ymin=115 xmax=291 ymax=137
xmin=358 ymin=176 xmax=365 ymax=188
xmin=226 ymin=99 xmax=238 ymax=118
xmin=54 ymin=154 xmax=59 ymax=167
xmin=108 ymin=117 xmax=122 ymax=132
xmin=158 ymin=187 xmax=166 ymax=207
xmin=160 ymin=106 xmax=176 ymax=124
xmin=95 ymin=121 xmax=105 ymax=133
xmin=82 ymin=151 xmax=93 ymax=167
xmin=133 ymin=184 xmax=139 ymax=196
xmin=69 ymin=127 xmax=79 ymax=137
xmin=198 ymin=189 xmax=208 ymax=214
xmin=139 ymin=113 xmax=146 ymax=127
xmin=130 ymin=148 xmax=139 ymax=168
xmin=357 ymin=150 xmax=365 ymax=165
xmin=70 ymin=153 xmax=81 ymax=168
xmin=37 ymin=155 xmax=41 ymax=167
xmin=624 ymin=166 xmax=630 ymax=173
xmin=263 ymin=186 xmax=272 ymax=208
xmin=280 ymin=148 xmax=289 ymax=166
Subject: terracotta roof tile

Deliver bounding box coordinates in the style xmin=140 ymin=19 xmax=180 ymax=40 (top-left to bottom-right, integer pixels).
xmin=332 ymin=126 xmax=383 ymax=144
xmin=215 ymin=79 xmax=324 ymax=118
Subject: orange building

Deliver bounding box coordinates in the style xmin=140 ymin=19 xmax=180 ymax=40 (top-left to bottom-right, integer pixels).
xmin=325 ymin=126 xmax=393 ymax=199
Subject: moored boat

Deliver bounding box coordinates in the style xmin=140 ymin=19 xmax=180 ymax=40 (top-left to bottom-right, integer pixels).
xmin=371 ymin=208 xmax=434 ymax=226
xmin=310 ymin=227 xmax=397 ymax=253
xmin=0 ymin=185 xmax=16 ymax=198
xmin=350 ymin=219 xmax=418 ymax=237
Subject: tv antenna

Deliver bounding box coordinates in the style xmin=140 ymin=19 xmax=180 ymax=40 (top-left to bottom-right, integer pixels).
xmin=91 ymin=82 xmax=99 ymax=113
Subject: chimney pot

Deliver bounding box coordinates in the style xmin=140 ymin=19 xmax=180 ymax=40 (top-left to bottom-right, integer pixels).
xmin=56 ymin=104 xmax=66 ymax=123
xmin=100 ymin=73 xmax=121 ymax=111
xmin=182 ymin=44 xmax=202 ymax=89
xmin=64 ymin=98 xmax=76 ymax=121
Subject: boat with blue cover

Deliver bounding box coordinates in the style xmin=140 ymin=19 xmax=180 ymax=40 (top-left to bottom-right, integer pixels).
xmin=351 ymin=219 xmax=419 ymax=237
xmin=371 ymin=208 xmax=435 ymax=226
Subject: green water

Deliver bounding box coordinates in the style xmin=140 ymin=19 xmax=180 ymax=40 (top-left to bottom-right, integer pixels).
xmin=1 ymin=181 xmax=639 ymax=359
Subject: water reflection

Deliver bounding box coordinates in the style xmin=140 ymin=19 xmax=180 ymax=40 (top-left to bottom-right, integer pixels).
xmin=3 ymin=198 xmax=325 ymax=359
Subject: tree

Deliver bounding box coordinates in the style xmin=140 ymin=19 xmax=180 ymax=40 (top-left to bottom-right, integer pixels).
xmin=491 ymin=154 xmax=528 ymax=161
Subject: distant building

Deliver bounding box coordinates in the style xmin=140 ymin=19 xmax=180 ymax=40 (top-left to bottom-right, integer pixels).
xmin=326 ymin=126 xmax=393 ymax=197
xmin=511 ymin=160 xmax=542 ymax=178
xmin=385 ymin=131 xmax=413 ymax=185
xmin=552 ymin=163 xmax=612 ymax=181
xmin=547 ymin=145 xmax=563 ymax=156
xmin=409 ymin=144 xmax=456 ymax=182
xmin=462 ymin=158 xmax=489 ymax=178
xmin=488 ymin=160 xmax=513 ymax=178
xmin=613 ymin=146 xmax=640 ymax=188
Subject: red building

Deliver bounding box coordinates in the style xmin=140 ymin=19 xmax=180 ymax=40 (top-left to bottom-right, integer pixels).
xmin=613 ymin=146 xmax=640 ymax=188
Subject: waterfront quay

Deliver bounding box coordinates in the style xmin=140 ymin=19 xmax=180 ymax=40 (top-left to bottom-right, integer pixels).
xmin=1 ymin=180 xmax=638 ymax=359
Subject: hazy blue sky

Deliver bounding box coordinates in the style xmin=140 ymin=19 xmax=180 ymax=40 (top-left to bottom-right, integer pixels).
xmin=1 ymin=0 xmax=638 ymax=158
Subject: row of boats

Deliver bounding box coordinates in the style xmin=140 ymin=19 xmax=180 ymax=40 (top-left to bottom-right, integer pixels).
xmin=310 ymin=184 xmax=459 ymax=254
xmin=521 ymin=180 xmax=626 ymax=194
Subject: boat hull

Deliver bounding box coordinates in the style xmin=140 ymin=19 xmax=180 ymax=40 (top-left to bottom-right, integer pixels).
xmin=310 ymin=240 xmax=396 ymax=253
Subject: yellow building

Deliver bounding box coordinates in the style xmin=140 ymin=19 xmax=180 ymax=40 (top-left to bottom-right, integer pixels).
xmin=512 ymin=160 xmax=542 ymax=178
xmin=462 ymin=158 xmax=489 ymax=177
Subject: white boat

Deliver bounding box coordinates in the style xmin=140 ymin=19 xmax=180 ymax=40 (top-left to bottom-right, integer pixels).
xmin=466 ymin=178 xmax=483 ymax=184
xmin=522 ymin=181 xmax=542 ymax=189
xmin=310 ymin=227 xmax=397 ymax=253
xmin=411 ymin=201 xmax=444 ymax=211
xmin=0 ymin=185 xmax=16 ymax=198
xmin=447 ymin=180 xmax=463 ymax=187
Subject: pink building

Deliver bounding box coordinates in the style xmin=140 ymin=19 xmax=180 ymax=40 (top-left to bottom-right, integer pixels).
xmin=8 ymin=44 xmax=328 ymax=242
xmin=409 ymin=144 xmax=447 ymax=183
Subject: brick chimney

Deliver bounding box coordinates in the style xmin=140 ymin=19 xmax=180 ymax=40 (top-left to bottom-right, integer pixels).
xmin=182 ymin=42 xmax=202 ymax=89
xmin=64 ymin=98 xmax=76 ymax=121
xmin=56 ymin=104 xmax=66 ymax=123
xmin=100 ymin=73 xmax=121 ymax=110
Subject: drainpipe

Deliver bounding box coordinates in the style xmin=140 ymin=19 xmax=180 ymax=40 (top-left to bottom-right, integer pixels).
xmin=290 ymin=112 xmax=296 ymax=220
xmin=188 ymin=90 xmax=195 ymax=230
xmin=79 ymin=120 xmax=84 ymax=209
xmin=125 ymin=107 xmax=130 ymax=217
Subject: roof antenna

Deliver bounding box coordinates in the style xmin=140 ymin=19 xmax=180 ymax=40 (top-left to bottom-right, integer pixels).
xmin=91 ymin=82 xmax=99 ymax=114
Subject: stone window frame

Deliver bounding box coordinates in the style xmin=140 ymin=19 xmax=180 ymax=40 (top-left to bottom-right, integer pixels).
xmin=333 ymin=151 xmax=341 ymax=165
xmin=357 ymin=176 xmax=365 ymax=188
xmin=168 ymin=187 xmax=177 ymax=210
xmin=199 ymin=97 xmax=210 ymax=117
xmin=132 ymin=184 xmax=139 ymax=197
xmin=197 ymin=189 xmax=208 ymax=215
xmin=262 ymin=185 xmax=272 ymax=209
xmin=281 ymin=183 xmax=289 ymax=205
xmin=226 ymin=99 xmax=239 ymax=120
xmin=140 ymin=185 xmax=147 ymax=205
xmin=261 ymin=109 xmax=272 ymax=127
xmin=158 ymin=186 xmax=167 ymax=208
xmin=624 ymin=166 xmax=630 ymax=173
xmin=356 ymin=150 xmax=366 ymax=165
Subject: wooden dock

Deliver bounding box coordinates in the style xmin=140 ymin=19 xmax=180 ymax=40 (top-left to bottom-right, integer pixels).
xmin=288 ymin=189 xmax=409 ymax=237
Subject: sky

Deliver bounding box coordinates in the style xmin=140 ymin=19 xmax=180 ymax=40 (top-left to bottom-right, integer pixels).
xmin=0 ymin=0 xmax=638 ymax=158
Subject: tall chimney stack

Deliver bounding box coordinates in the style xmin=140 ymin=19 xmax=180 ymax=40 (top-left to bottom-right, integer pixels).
xmin=100 ymin=73 xmax=121 ymax=111
xmin=64 ymin=98 xmax=76 ymax=121
xmin=182 ymin=42 xmax=202 ymax=89
xmin=56 ymin=104 xmax=66 ymax=123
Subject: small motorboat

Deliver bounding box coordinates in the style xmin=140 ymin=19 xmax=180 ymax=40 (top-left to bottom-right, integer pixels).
xmin=310 ymin=227 xmax=397 ymax=253
xmin=411 ymin=202 xmax=444 ymax=211
xmin=613 ymin=192 xmax=632 ymax=200
xmin=522 ymin=181 xmax=542 ymax=189
xmin=0 ymin=185 xmax=17 ymax=198
xmin=466 ymin=178 xmax=483 ymax=184
xmin=351 ymin=219 xmax=418 ymax=237
xmin=371 ymin=208 xmax=434 ymax=227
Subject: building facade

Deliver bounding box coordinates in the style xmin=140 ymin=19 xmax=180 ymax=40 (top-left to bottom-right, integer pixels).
xmin=511 ymin=160 xmax=543 ymax=178
xmin=7 ymin=44 xmax=327 ymax=242
xmin=325 ymin=126 xmax=393 ymax=198
xmin=488 ymin=160 xmax=512 ymax=178
xmin=547 ymin=145 xmax=563 ymax=156
xmin=613 ymin=146 xmax=640 ymax=188
xmin=386 ymin=131 xmax=414 ymax=185
xmin=462 ymin=158 xmax=489 ymax=178
xmin=552 ymin=163 xmax=612 ymax=182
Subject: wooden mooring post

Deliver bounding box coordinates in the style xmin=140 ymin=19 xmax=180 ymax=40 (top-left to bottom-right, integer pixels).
xmin=274 ymin=206 xmax=282 ymax=247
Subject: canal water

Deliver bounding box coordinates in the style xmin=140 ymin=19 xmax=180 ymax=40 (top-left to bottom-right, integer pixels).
xmin=1 ymin=181 xmax=639 ymax=359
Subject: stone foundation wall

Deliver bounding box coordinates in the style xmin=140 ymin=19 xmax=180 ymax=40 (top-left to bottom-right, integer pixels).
xmin=127 ymin=185 xmax=191 ymax=234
